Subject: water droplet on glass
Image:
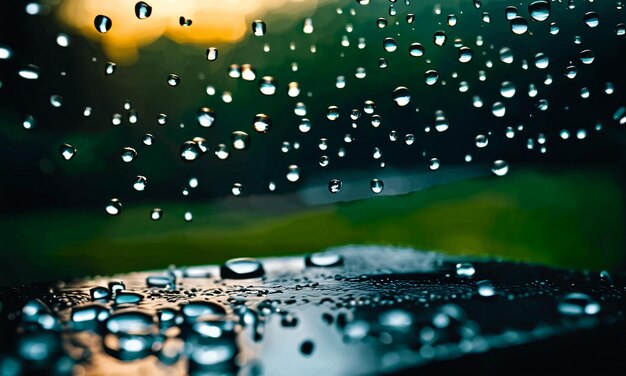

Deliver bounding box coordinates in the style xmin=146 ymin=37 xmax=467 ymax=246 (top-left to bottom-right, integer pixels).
xmin=180 ymin=141 xmax=200 ymax=161
xmin=94 ymin=15 xmax=112 ymax=33
xmin=528 ymin=1 xmax=550 ymax=22
xmin=286 ymin=165 xmax=301 ymax=182
xmin=429 ymin=158 xmax=440 ymax=171
xmin=259 ymin=76 xmax=277 ymax=95
xmin=424 ymin=70 xmax=439 ymax=86
xmin=150 ymin=208 xmax=162 ymax=220
xmin=252 ymin=20 xmax=266 ymax=36
xmin=370 ymin=178 xmax=384 ymax=194
xmin=206 ymin=47 xmax=218 ymax=61
xmin=476 ymin=280 xmax=495 ymax=297
xmin=106 ymin=198 xmax=122 ymax=215
xmin=121 ymin=147 xmax=137 ymax=163
xmin=104 ymin=62 xmax=116 ymax=75
xmin=409 ymin=43 xmax=425 ymax=57
xmin=583 ymin=12 xmax=599 ymax=28
xmin=434 ymin=31 xmax=447 ymax=46
xmin=305 ymin=253 xmax=343 ymax=267
xmin=197 ymin=107 xmax=215 ymax=128
xmin=510 ymin=17 xmax=528 ymax=34
xmin=328 ymin=179 xmax=342 ymax=193
xmin=383 ymin=37 xmax=397 ymax=52
xmin=135 ymin=2 xmax=152 ymax=19
xmin=59 ymin=144 xmax=75 ymax=160
xmin=133 ymin=176 xmax=147 ymax=192
xmin=231 ymin=131 xmax=250 ymax=150
xmin=167 ymin=74 xmax=180 ymax=87
xmin=558 ymin=293 xmax=600 ymax=315
xmin=579 ymin=49 xmax=595 ymax=65
xmin=458 ymin=47 xmax=473 ymax=63
xmin=491 ymin=160 xmax=509 ymax=176
xmin=392 ymin=86 xmax=411 ymax=106
xmin=326 ymin=106 xmax=340 ymax=121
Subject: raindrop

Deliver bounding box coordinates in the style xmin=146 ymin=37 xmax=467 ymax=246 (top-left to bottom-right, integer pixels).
xmin=579 ymin=49 xmax=595 ymax=64
xmin=491 ymin=160 xmax=509 ymax=176
xmin=231 ymin=131 xmax=250 ymax=150
xmin=558 ymin=293 xmax=600 ymax=315
xmin=424 ymin=70 xmax=439 ymax=86
xmin=135 ymin=2 xmax=152 ymax=19
xmin=94 ymin=15 xmax=112 ymax=33
xmin=18 ymin=65 xmax=40 ymax=80
xmin=510 ymin=17 xmax=528 ymax=34
xmin=150 ymin=208 xmax=162 ymax=220
xmin=492 ymin=102 xmax=506 ymax=117
xmin=59 ymin=144 xmax=76 ymax=160
xmin=409 ymin=43 xmax=425 ymax=57
xmin=534 ymin=53 xmax=549 ymax=69
xmin=326 ymin=106 xmax=340 ymax=121
xmin=259 ymin=76 xmax=277 ymax=95
xmin=456 ymin=263 xmax=476 ymax=277
xmin=133 ymin=176 xmax=147 ymax=192
xmin=434 ymin=31 xmax=447 ymax=46
xmin=383 ymin=37 xmax=398 ymax=52
xmin=299 ymin=118 xmax=312 ymax=133
xmin=328 ymin=179 xmax=342 ymax=193
xmin=500 ymin=81 xmax=516 ymax=98
xmin=105 ymin=62 xmax=116 ymax=75
xmin=476 ymin=280 xmax=495 ymax=297
xmin=505 ymin=6 xmax=518 ymax=20
xmin=458 ymin=47 xmax=473 ymax=63
xmin=370 ymin=179 xmax=384 ymax=194
xmin=221 ymin=258 xmax=265 ymax=279
xmin=180 ymin=141 xmax=200 ymax=161
xmin=232 ymin=183 xmax=243 ymax=196
xmin=167 ymin=74 xmax=180 ymax=87
xmin=583 ymin=12 xmax=599 ymax=28
xmin=197 ymin=107 xmax=216 ymax=128
xmin=286 ymin=165 xmax=301 ymax=182
xmin=106 ymin=198 xmax=122 ymax=215
xmin=253 ymin=114 xmax=271 ymax=133
xmin=121 ymin=147 xmax=137 ymax=162
xmin=392 ymin=86 xmax=411 ymax=106
xmin=429 ymin=158 xmax=440 ymax=171
xmin=252 ymin=20 xmax=266 ymax=36
xmin=303 ymin=17 xmax=314 ymax=34
xmin=206 ymin=47 xmax=218 ymax=61
xmin=475 ymin=135 xmax=488 ymax=148
xmin=528 ymin=1 xmax=550 ymax=22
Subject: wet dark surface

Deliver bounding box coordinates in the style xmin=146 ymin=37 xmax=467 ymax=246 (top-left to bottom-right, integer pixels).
xmin=1 ymin=246 xmax=625 ymax=375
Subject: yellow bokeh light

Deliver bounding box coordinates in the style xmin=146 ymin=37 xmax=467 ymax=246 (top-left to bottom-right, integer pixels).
xmin=57 ymin=0 xmax=329 ymax=63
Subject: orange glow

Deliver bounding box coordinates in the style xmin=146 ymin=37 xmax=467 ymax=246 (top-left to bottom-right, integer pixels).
xmin=57 ymin=0 xmax=329 ymax=64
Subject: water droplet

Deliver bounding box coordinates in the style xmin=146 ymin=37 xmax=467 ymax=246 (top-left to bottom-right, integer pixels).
xmin=252 ymin=20 xmax=266 ymax=36
xmin=299 ymin=118 xmax=312 ymax=133
xmin=392 ymin=86 xmax=411 ymax=106
xmin=231 ymin=131 xmax=250 ymax=150
xmin=135 ymin=2 xmax=152 ymax=19
xmin=434 ymin=31 xmax=447 ymax=46
xmin=424 ymin=70 xmax=439 ymax=86
xmin=180 ymin=141 xmax=200 ymax=161
xmin=476 ymin=280 xmax=495 ymax=297
xmin=90 ymin=286 xmax=110 ymax=300
xmin=475 ymin=135 xmax=488 ymax=148
xmin=197 ymin=107 xmax=215 ymax=128
xmin=59 ymin=143 xmax=75 ymax=160
xmin=157 ymin=113 xmax=168 ymax=125
xmin=491 ymin=160 xmax=509 ymax=176
xmin=505 ymin=6 xmax=519 ymax=20
xmin=94 ymin=15 xmax=112 ymax=33
xmin=167 ymin=74 xmax=180 ymax=87
xmin=558 ymin=293 xmax=600 ymax=315
xmin=300 ymin=340 xmax=314 ymax=356
xmin=104 ymin=62 xmax=116 ymax=75
xmin=456 ymin=263 xmax=476 ymax=277
xmin=326 ymin=106 xmax=340 ymax=121
xmin=458 ymin=47 xmax=473 ymax=63
xmin=215 ymin=144 xmax=229 ymax=160
xmin=221 ymin=258 xmax=264 ymax=279
xmin=429 ymin=158 xmax=440 ymax=171
xmin=447 ymin=14 xmax=457 ymax=26
xmin=286 ymin=165 xmax=300 ymax=182
xmin=579 ymin=49 xmax=595 ymax=64
xmin=241 ymin=64 xmax=256 ymax=81
xmin=383 ymin=37 xmax=397 ymax=52
xmin=259 ymin=76 xmax=276 ymax=95
xmin=370 ymin=179 xmax=384 ymax=194
xmin=328 ymin=179 xmax=342 ymax=193
xmin=56 ymin=33 xmax=70 ymax=47
xmin=616 ymin=23 xmax=625 ymax=36
xmin=121 ymin=147 xmax=137 ymax=163
xmin=528 ymin=1 xmax=550 ymax=22
xmin=179 ymin=16 xmax=192 ymax=26
xmin=492 ymin=102 xmax=506 ymax=117
xmin=132 ymin=176 xmax=147 ymax=191
xmin=231 ymin=183 xmax=243 ymax=196
xmin=583 ymin=12 xmax=599 ymax=28
xmin=106 ymin=198 xmax=122 ymax=215
xmin=305 ymin=253 xmax=343 ymax=267
xmin=510 ymin=17 xmax=528 ymax=34
xmin=150 ymin=208 xmax=162 ymax=220
xmin=500 ymin=81 xmax=516 ymax=98
xmin=206 ymin=47 xmax=218 ymax=61
xmin=377 ymin=17 xmax=387 ymax=29
xmin=17 ymin=64 xmax=40 ymax=80
xmin=107 ymin=311 xmax=154 ymax=335
xmin=252 ymin=114 xmax=271 ymax=133
xmin=534 ymin=53 xmax=549 ymax=69
xmin=409 ymin=43 xmax=425 ymax=57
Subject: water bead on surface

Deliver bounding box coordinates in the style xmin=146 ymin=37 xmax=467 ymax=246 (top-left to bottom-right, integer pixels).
xmin=105 ymin=198 xmax=122 ymax=216
xmin=370 ymin=179 xmax=384 ymax=194
xmin=206 ymin=47 xmax=218 ymax=61
xmin=59 ymin=144 xmax=76 ymax=160
xmin=252 ymin=20 xmax=266 ymax=36
xmin=491 ymin=160 xmax=509 ymax=176
xmin=392 ymin=86 xmax=411 ymax=106
xmin=328 ymin=179 xmax=342 ymax=193
xmin=528 ymin=1 xmax=550 ymax=22
xmin=231 ymin=131 xmax=250 ymax=150
xmin=134 ymin=2 xmax=152 ymax=19
xmin=197 ymin=107 xmax=216 ymax=127
xmin=253 ymin=114 xmax=271 ymax=133
xmin=286 ymin=165 xmax=301 ymax=182
xmin=220 ymin=258 xmax=265 ymax=279
xmin=167 ymin=74 xmax=180 ymax=87
xmin=94 ymin=15 xmax=112 ymax=33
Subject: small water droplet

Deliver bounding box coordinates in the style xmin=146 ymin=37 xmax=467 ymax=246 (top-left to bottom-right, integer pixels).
xmin=59 ymin=143 xmax=75 ymax=160
xmin=135 ymin=2 xmax=152 ymax=19
xmin=328 ymin=179 xmax=341 ymax=193
xmin=106 ymin=198 xmax=122 ymax=215
xmin=94 ymin=15 xmax=112 ymax=33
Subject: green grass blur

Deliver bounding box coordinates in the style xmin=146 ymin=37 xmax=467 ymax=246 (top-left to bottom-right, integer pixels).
xmin=1 ymin=167 xmax=623 ymax=284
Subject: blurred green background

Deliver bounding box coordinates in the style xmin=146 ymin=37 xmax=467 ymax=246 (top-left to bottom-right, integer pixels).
xmin=0 ymin=0 xmax=625 ymax=284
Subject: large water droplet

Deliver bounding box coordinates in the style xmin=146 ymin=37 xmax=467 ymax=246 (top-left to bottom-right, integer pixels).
xmin=370 ymin=179 xmax=384 ymax=194
xmin=180 ymin=141 xmax=200 ymax=161
xmin=491 ymin=160 xmax=509 ymax=176
xmin=231 ymin=131 xmax=250 ymax=150
xmin=59 ymin=143 xmax=76 ymax=160
xmin=94 ymin=15 xmax=112 ymax=33
xmin=134 ymin=2 xmax=152 ymax=19
xmin=286 ymin=165 xmax=301 ymax=182
xmin=121 ymin=147 xmax=137 ymax=163
xmin=528 ymin=1 xmax=550 ymax=22
xmin=558 ymin=293 xmax=601 ymax=315
xmin=328 ymin=179 xmax=342 ymax=193
xmin=106 ymin=198 xmax=122 ymax=215
xmin=305 ymin=253 xmax=343 ymax=267
xmin=220 ymin=258 xmax=264 ymax=279
xmin=392 ymin=86 xmax=411 ymax=106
